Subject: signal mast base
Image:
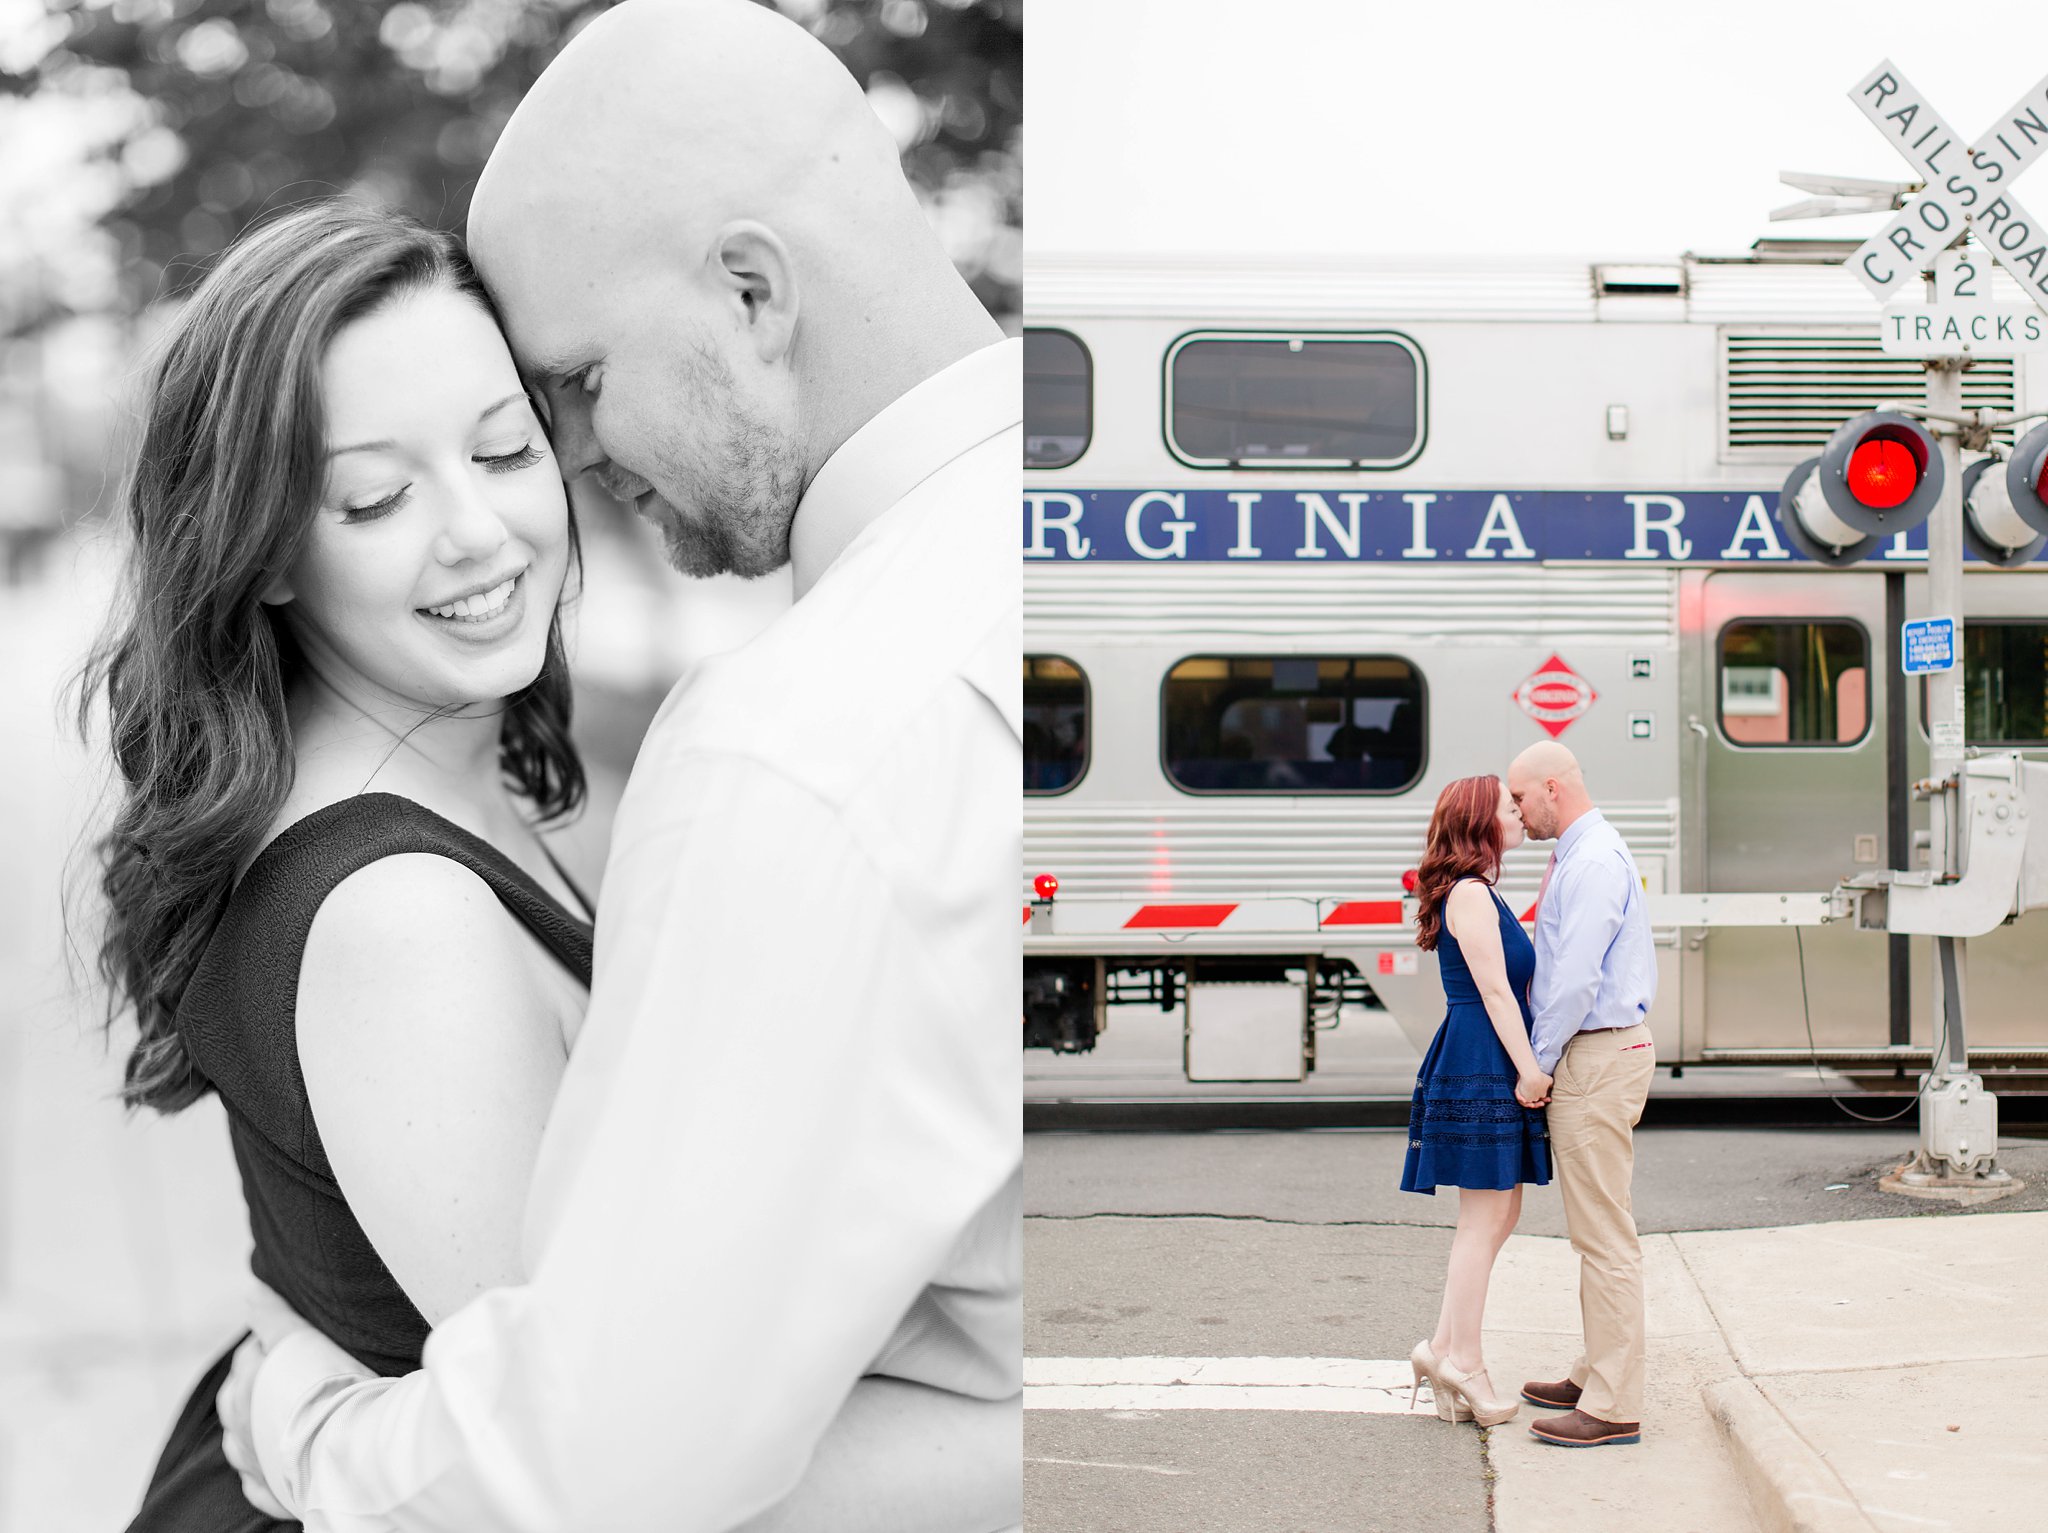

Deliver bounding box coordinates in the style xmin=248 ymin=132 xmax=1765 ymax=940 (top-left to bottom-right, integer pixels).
xmin=1880 ymin=1160 xmax=2025 ymax=1206
xmin=1879 ymin=1073 xmax=2025 ymax=1204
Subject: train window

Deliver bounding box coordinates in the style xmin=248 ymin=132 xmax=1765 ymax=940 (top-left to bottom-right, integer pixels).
xmin=1919 ymin=622 xmax=2048 ymax=744
xmin=1025 ymin=656 xmax=1089 ymax=794
xmin=1025 ymin=329 xmax=1091 ymax=469
xmin=1165 ymin=332 xmax=1424 ymax=469
xmin=1718 ymin=622 xmax=1869 ymax=747
xmin=1162 ymin=656 xmax=1426 ymax=793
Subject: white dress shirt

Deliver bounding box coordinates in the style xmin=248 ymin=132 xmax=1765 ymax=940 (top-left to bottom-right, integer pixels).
xmin=250 ymin=339 xmax=1024 ymax=1532
xmin=1527 ymin=809 xmax=1658 ymax=1075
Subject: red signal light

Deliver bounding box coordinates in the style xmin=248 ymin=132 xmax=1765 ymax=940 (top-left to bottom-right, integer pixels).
xmin=1400 ymin=868 xmax=1419 ymax=893
xmin=1845 ymin=437 xmax=1920 ymax=509
xmin=1033 ymin=873 xmax=1060 ymax=900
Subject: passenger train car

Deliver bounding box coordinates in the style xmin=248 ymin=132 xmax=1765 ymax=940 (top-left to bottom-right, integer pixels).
xmin=1021 ymin=246 xmax=2048 ymax=1100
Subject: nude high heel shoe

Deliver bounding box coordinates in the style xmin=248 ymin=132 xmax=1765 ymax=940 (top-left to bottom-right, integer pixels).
xmin=1408 ymin=1341 xmax=1473 ymax=1423
xmin=1434 ymin=1358 xmax=1520 ymax=1428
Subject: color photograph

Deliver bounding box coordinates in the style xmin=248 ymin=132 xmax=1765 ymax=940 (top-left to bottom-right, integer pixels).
xmin=1022 ymin=4 xmax=2048 ymax=1529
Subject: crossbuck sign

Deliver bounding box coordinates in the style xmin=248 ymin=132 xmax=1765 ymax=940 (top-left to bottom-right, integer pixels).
xmin=1850 ymin=62 xmax=2048 ymax=303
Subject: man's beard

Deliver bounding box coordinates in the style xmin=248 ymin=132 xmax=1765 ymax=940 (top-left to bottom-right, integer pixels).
xmin=647 ymin=360 xmax=804 ymax=580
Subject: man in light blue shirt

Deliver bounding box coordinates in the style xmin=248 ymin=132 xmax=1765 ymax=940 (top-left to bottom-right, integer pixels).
xmin=1508 ymin=740 xmax=1656 ymax=1449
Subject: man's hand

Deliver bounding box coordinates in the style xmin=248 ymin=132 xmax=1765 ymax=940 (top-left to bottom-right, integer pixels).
xmin=248 ymin=1280 xmax=313 ymax=1349
xmin=219 ymin=1333 xmax=291 ymax=1519
xmin=218 ymin=1283 xmax=315 ymax=1518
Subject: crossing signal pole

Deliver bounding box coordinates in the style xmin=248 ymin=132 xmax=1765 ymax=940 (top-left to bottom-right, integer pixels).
xmin=1769 ymin=60 xmax=2048 ymax=1198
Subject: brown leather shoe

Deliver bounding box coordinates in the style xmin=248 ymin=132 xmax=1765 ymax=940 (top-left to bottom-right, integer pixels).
xmin=1529 ymin=1408 xmax=1640 ymax=1447
xmin=1520 ymin=1377 xmax=1582 ymax=1410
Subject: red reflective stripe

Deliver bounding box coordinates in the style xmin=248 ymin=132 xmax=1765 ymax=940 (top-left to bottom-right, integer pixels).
xmin=1022 ymin=906 xmax=1033 ymax=926
xmin=1519 ymin=902 xmax=1538 ymax=923
xmin=1124 ymin=903 xmax=1236 ymax=929
xmin=1321 ymin=900 xmax=1405 ymax=926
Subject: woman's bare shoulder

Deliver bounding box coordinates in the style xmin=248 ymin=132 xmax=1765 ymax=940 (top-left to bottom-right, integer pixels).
xmin=297 ymin=854 xmax=552 ymax=1024
xmin=1442 ymin=877 xmax=1499 ymax=940
xmin=1444 ymin=877 xmax=1495 ymax=911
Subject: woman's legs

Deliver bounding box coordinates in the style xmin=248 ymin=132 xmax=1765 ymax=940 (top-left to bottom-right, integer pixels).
xmin=1428 ymin=1185 xmax=1523 ymax=1374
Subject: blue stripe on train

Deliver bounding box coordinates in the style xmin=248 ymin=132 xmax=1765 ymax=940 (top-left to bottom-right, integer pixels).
xmin=1019 ymin=489 xmax=2003 ymax=564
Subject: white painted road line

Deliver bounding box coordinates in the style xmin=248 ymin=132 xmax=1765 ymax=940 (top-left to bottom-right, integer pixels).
xmin=1025 ymin=1357 xmax=1438 ymax=1414
xmin=1025 ymin=1457 xmax=1193 ymax=1476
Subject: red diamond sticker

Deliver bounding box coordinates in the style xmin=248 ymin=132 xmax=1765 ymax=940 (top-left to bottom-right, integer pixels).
xmin=1513 ymin=654 xmax=1597 ymax=739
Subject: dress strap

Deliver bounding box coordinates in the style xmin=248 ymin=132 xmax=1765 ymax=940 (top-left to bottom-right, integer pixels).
xmin=538 ymin=838 xmax=595 ymax=921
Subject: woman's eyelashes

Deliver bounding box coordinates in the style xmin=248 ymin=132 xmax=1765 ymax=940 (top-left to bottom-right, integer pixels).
xmin=478 ymin=442 xmax=544 ymax=472
xmin=336 ymin=441 xmax=546 ymax=522
xmin=342 ymin=486 xmax=410 ymax=524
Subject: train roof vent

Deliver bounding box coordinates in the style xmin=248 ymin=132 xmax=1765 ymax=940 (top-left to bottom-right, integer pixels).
xmin=1593 ymin=263 xmax=1686 ymax=296
xmin=1697 ymin=239 xmax=1860 ymax=265
xmin=1723 ymin=330 xmax=2017 ymax=462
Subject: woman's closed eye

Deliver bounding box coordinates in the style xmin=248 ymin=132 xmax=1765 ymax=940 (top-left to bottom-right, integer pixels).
xmin=342 ymin=486 xmax=410 ymax=524
xmin=339 ymin=443 xmax=540 ymax=523
xmin=477 ymin=442 xmax=544 ymax=472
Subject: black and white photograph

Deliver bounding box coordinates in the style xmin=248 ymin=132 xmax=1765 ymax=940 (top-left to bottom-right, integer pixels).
xmin=1021 ymin=3 xmax=2048 ymax=1530
xmin=2 ymin=1 xmax=1021 ymax=1529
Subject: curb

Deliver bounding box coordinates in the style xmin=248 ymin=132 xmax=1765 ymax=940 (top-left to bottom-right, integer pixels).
xmin=1702 ymin=1377 xmax=1878 ymax=1533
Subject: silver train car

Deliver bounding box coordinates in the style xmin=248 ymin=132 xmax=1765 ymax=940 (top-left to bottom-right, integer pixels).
xmin=1020 ymin=248 xmax=2048 ymax=1099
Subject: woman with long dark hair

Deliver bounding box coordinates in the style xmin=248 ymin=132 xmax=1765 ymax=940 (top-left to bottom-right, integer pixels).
xmin=83 ymin=199 xmax=595 ymax=1530
xmin=1400 ymin=773 xmax=1553 ymax=1431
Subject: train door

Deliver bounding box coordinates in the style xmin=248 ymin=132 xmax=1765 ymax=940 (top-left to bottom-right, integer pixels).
xmin=1691 ymin=571 xmax=1900 ymax=1054
xmin=1903 ymin=572 xmax=2048 ymax=1049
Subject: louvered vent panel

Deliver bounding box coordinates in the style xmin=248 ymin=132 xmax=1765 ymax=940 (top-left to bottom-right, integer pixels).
xmin=1724 ymin=331 xmax=2016 ymax=459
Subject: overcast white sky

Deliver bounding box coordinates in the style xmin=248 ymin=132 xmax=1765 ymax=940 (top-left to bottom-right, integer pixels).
xmin=1028 ymin=0 xmax=2048 ymax=260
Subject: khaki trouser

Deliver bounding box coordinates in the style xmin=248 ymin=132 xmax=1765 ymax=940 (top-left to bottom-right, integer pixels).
xmin=1546 ymin=1022 xmax=1655 ymax=1423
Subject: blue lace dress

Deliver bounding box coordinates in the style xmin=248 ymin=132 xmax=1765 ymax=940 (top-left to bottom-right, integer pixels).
xmin=1400 ymin=880 xmax=1552 ymax=1193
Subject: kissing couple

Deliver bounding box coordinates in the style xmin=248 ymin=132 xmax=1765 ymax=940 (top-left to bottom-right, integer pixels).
xmin=92 ymin=3 xmax=1022 ymax=1529
xmin=1399 ymin=741 xmax=1659 ymax=1450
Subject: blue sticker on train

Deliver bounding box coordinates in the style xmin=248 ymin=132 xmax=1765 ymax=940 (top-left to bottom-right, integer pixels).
xmin=1019 ymin=489 xmax=1995 ymax=564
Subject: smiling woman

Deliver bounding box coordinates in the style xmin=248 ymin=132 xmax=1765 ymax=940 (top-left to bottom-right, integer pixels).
xmin=82 ymin=199 xmax=585 ymax=1114
xmin=267 ymin=288 xmax=573 ymax=720
xmin=76 ymin=199 xmax=600 ymax=1533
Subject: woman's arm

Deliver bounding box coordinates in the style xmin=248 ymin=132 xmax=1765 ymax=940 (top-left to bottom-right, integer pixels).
xmin=296 ymin=854 xmax=577 ymax=1323
xmin=1443 ymin=881 xmax=1550 ymax=1102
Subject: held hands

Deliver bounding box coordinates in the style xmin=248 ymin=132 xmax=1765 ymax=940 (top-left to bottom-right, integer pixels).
xmin=216 ymin=1282 xmax=314 ymax=1519
xmin=1515 ymin=1069 xmax=1553 ymax=1109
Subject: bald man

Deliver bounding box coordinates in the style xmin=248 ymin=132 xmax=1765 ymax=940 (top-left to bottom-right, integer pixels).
xmin=1505 ymin=742 xmax=1656 ymax=1449
xmin=222 ymin=3 xmax=1021 ymax=1528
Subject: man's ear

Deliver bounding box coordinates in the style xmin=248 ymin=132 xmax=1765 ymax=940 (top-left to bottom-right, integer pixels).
xmin=706 ymin=221 xmax=798 ymax=364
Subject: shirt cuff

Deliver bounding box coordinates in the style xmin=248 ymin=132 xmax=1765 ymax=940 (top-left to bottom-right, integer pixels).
xmin=251 ymin=1326 xmax=382 ymax=1517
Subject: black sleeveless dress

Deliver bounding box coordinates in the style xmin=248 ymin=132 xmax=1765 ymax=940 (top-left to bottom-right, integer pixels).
xmin=126 ymin=793 xmax=593 ymax=1533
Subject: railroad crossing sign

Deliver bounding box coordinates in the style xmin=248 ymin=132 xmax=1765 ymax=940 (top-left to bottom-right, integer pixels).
xmin=1879 ymin=248 xmax=2048 ymax=357
xmin=1848 ymin=61 xmax=2048 ymax=304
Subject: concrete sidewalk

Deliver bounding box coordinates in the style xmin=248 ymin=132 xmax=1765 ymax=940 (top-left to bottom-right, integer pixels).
xmin=1486 ymin=1207 xmax=2047 ymax=1533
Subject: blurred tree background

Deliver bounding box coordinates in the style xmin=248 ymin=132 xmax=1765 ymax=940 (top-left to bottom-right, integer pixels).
xmin=2 ymin=0 xmax=1019 ymax=330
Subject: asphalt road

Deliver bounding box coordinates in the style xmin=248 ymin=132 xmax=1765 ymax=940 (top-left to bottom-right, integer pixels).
xmin=1022 ymin=1126 xmax=2045 ymax=1532
xmin=1025 ymin=1126 xmax=2048 ymax=1233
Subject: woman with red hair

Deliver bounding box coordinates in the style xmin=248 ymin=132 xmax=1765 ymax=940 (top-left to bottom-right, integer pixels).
xmin=1400 ymin=773 xmax=1553 ymax=1430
